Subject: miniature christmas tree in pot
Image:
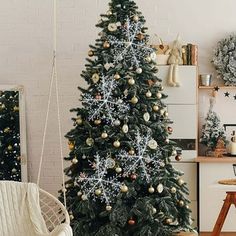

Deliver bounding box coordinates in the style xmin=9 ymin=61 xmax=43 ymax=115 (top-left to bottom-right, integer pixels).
xmin=60 ymin=0 xmax=194 ymax=235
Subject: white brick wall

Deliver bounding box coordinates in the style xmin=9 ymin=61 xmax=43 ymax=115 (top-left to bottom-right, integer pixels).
xmin=0 ymin=0 xmax=236 ymax=196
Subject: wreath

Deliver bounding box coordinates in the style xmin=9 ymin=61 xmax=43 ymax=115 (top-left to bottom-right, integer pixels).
xmin=212 ymin=34 xmax=236 ymax=86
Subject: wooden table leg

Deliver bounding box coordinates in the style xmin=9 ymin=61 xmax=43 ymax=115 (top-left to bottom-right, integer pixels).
xmin=211 ymin=192 xmax=236 ymax=236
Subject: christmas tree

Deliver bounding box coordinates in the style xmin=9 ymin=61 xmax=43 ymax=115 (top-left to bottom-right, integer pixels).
xmin=0 ymin=91 xmax=21 ymax=181
xmin=200 ymin=97 xmax=226 ymax=150
xmin=62 ymin=0 xmax=193 ymax=235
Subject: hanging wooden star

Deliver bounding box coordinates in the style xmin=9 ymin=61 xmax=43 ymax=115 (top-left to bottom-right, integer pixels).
xmin=224 ymin=92 xmax=230 ymax=97
xmin=214 ymin=86 xmax=220 ymax=91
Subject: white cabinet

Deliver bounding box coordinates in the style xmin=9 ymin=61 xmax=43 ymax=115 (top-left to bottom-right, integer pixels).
xmin=159 ymin=65 xmax=198 ymax=227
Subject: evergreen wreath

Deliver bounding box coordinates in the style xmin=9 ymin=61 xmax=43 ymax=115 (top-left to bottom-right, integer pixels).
xmin=212 ymin=34 xmax=236 ymax=86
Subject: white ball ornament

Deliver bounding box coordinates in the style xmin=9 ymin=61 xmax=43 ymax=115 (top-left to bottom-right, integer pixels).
xmin=120 ymin=185 xmax=128 ymax=193
xmin=136 ymin=68 xmax=142 ymax=74
xmin=114 ymin=119 xmax=121 ymax=126
xmin=148 ymin=139 xmax=158 ymax=149
xmin=148 ymin=186 xmax=155 ymax=193
xmin=113 ymin=140 xmax=121 ymax=148
xmin=115 ymin=167 xmax=122 ymax=173
xmin=108 ymin=23 xmax=117 ymax=32
xmin=178 ymin=178 xmax=185 ymax=186
xmin=152 ymin=208 xmax=157 ymax=214
xmin=172 ymin=150 xmax=177 ymax=156
xmin=133 ymin=15 xmax=139 ymax=22
xmin=131 ymin=96 xmax=138 ymax=104
xmin=153 ymin=105 xmax=159 ymax=112
xmin=156 ymin=92 xmax=162 ymax=99
xmin=146 ymin=56 xmax=152 ymax=63
xmin=72 ymin=158 xmax=78 ymax=164
xmin=95 ymin=189 xmax=102 ymax=196
xmin=128 ymin=78 xmax=135 ymax=85
xmin=106 ymin=205 xmax=112 ymax=211
xmin=146 ymin=90 xmax=152 ymax=98
xmin=171 ymin=187 xmax=177 ymax=194
xmin=81 ymin=195 xmax=88 ymax=201
xmin=101 ymin=132 xmax=108 ymax=139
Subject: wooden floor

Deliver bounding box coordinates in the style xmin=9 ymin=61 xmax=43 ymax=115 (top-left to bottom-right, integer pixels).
xmin=200 ymin=233 xmax=236 ymax=236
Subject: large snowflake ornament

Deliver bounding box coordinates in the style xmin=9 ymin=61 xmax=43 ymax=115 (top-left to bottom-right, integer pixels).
xmin=82 ymin=75 xmax=129 ymax=122
xmin=117 ymin=130 xmax=163 ymax=183
xmin=107 ymin=18 xmax=154 ymax=67
xmin=76 ymin=154 xmax=121 ymax=204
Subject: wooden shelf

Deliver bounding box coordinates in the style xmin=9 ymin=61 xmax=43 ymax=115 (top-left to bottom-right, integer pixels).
xmin=198 ymin=86 xmax=236 ymax=89
xmin=196 ymin=156 xmax=236 ymax=163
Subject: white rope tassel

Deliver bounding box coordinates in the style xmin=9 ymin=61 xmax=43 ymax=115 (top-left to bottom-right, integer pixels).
xmin=37 ymin=0 xmax=67 ymax=208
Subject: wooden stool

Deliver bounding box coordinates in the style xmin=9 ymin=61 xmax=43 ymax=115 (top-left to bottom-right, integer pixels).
xmin=212 ymin=191 xmax=236 ymax=236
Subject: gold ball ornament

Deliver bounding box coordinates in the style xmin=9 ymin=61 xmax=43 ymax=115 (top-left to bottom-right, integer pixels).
xmin=166 ymin=218 xmax=172 ymax=224
xmin=103 ymin=41 xmax=110 ymax=48
xmin=92 ymin=73 xmax=100 ymax=83
xmin=108 ymin=23 xmax=117 ymax=32
xmin=120 ymin=185 xmax=128 ymax=193
xmin=136 ymin=68 xmax=142 ymax=74
xmin=146 ymin=90 xmax=152 ymax=98
xmin=72 ymin=158 xmax=78 ymax=164
xmin=133 ymin=15 xmax=139 ymax=22
xmin=77 ymin=191 xmax=83 ymax=197
xmin=153 ymin=105 xmax=159 ymax=112
xmin=146 ymin=56 xmax=152 ymax=63
xmin=129 ymin=149 xmax=135 ymax=155
xmin=106 ymin=205 xmax=112 ymax=211
xmin=128 ymin=78 xmax=135 ymax=85
xmin=88 ymin=50 xmax=94 ymax=57
xmin=143 ymin=112 xmax=150 ymax=122
xmin=156 ymin=92 xmax=162 ymax=99
xmin=76 ymin=117 xmax=83 ymax=125
xmin=115 ymin=167 xmax=122 ymax=173
xmin=148 ymin=186 xmax=155 ymax=193
xmin=178 ymin=178 xmax=185 ymax=186
xmin=114 ymin=73 xmax=121 ymax=80
xmin=81 ymin=195 xmax=88 ymax=201
xmin=68 ymin=142 xmax=75 ymax=150
xmin=131 ymin=96 xmax=138 ymax=104
xmin=179 ymin=200 xmax=185 ymax=207
xmin=13 ymin=106 xmax=19 ymax=112
xmin=95 ymin=189 xmax=102 ymax=196
xmin=113 ymin=140 xmax=121 ymax=148
xmin=86 ymin=138 xmax=94 ymax=146
xmin=94 ymin=119 xmax=101 ymax=125
xmin=101 ymin=132 xmax=108 ymax=139
xmin=7 ymin=145 xmax=13 ymax=151
xmin=171 ymin=187 xmax=177 ymax=194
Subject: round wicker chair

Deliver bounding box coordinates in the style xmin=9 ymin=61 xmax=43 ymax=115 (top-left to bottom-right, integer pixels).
xmin=39 ymin=188 xmax=70 ymax=232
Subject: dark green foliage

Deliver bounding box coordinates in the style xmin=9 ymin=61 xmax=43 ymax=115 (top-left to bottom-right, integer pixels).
xmin=0 ymin=91 xmax=21 ymax=181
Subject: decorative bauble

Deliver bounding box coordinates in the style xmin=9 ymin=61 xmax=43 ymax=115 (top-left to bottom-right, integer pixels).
xmin=167 ymin=127 xmax=173 ymax=134
xmin=7 ymin=145 xmax=13 ymax=151
xmin=76 ymin=117 xmax=83 ymax=125
xmin=171 ymin=187 xmax=177 ymax=194
xmin=72 ymin=158 xmax=78 ymax=164
xmin=103 ymin=41 xmax=110 ymax=48
xmin=148 ymin=139 xmax=158 ymax=149
xmin=164 ymin=111 xmax=169 ymax=117
xmin=81 ymin=195 xmax=88 ymax=201
xmin=175 ymin=155 xmax=182 ymax=161
xmin=82 ymin=154 xmax=87 ymax=159
xmin=179 ymin=200 xmax=185 ymax=207
xmin=148 ymin=186 xmax=155 ymax=193
xmin=107 ymin=10 xmax=112 ymax=16
xmin=108 ymin=23 xmax=117 ymax=32
xmin=136 ymin=68 xmax=142 ymax=74
xmin=94 ymin=119 xmax=101 ymax=125
xmin=106 ymin=205 xmax=112 ymax=211
xmin=115 ymin=167 xmax=122 ymax=173
xmin=137 ymin=33 xmax=145 ymax=41
xmin=160 ymin=86 xmax=164 ymax=91
xmin=12 ymin=168 xmax=17 ymax=173
xmin=77 ymin=191 xmax=83 ymax=197
xmin=145 ymin=90 xmax=152 ymax=98
xmin=152 ymin=208 xmax=157 ymax=214
xmin=113 ymin=119 xmax=121 ymax=126
xmin=86 ymin=138 xmax=94 ymax=146
xmin=160 ymin=109 xmax=165 ymax=115
xmin=101 ymin=132 xmax=108 ymax=139
xmin=128 ymin=219 xmax=136 ymax=225
xmin=178 ymin=178 xmax=185 ymax=186
xmin=114 ymin=73 xmax=121 ymax=80
xmin=156 ymin=92 xmax=162 ymax=99
xmin=68 ymin=142 xmax=75 ymax=150
xmin=128 ymin=78 xmax=135 ymax=85
xmin=129 ymin=149 xmax=135 ymax=155
xmin=95 ymin=189 xmax=102 ymax=196
xmin=172 ymin=150 xmax=177 ymax=156
xmin=143 ymin=112 xmax=150 ymax=122
xmin=120 ymin=185 xmax=128 ymax=193
xmin=166 ymin=218 xmax=172 ymax=224
xmin=133 ymin=15 xmax=139 ymax=22
xmin=145 ymin=56 xmax=152 ymax=63
xmin=165 ymin=139 xmax=170 ymax=144
xmin=157 ymin=183 xmax=164 ymax=193
xmin=4 ymin=127 xmax=10 ymax=133
xmin=107 ymin=158 xmax=116 ymax=168
xmin=13 ymin=106 xmax=19 ymax=112
xmin=88 ymin=50 xmax=94 ymax=57
xmin=153 ymin=105 xmax=159 ymax=112
xmin=113 ymin=140 xmax=121 ymax=148
xmin=92 ymin=73 xmax=100 ymax=83
xmin=186 ymin=205 xmax=190 ymax=209
xmin=130 ymin=174 xmax=137 ymax=180
xmin=131 ymin=96 xmax=138 ymax=104
xmin=122 ymin=124 xmax=129 ymax=133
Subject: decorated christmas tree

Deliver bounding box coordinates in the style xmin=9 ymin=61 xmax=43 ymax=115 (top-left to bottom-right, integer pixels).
xmin=62 ymin=0 xmax=193 ymax=235
xmin=0 ymin=91 xmax=21 ymax=181
xmin=200 ymin=97 xmax=226 ymax=150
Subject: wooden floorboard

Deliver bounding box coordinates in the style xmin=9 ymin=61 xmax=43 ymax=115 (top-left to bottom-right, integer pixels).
xmin=200 ymin=233 xmax=236 ymax=236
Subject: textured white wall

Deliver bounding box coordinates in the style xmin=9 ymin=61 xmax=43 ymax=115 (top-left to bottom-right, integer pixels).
xmin=0 ymin=0 xmax=236 ymax=196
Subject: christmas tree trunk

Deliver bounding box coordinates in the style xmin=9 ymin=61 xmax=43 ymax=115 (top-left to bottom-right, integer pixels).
xmin=60 ymin=0 xmax=193 ymax=235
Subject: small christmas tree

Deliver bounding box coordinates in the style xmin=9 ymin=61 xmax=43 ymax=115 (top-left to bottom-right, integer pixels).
xmin=200 ymin=97 xmax=226 ymax=150
xmin=61 ymin=0 xmax=193 ymax=235
xmin=0 ymin=91 xmax=21 ymax=181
